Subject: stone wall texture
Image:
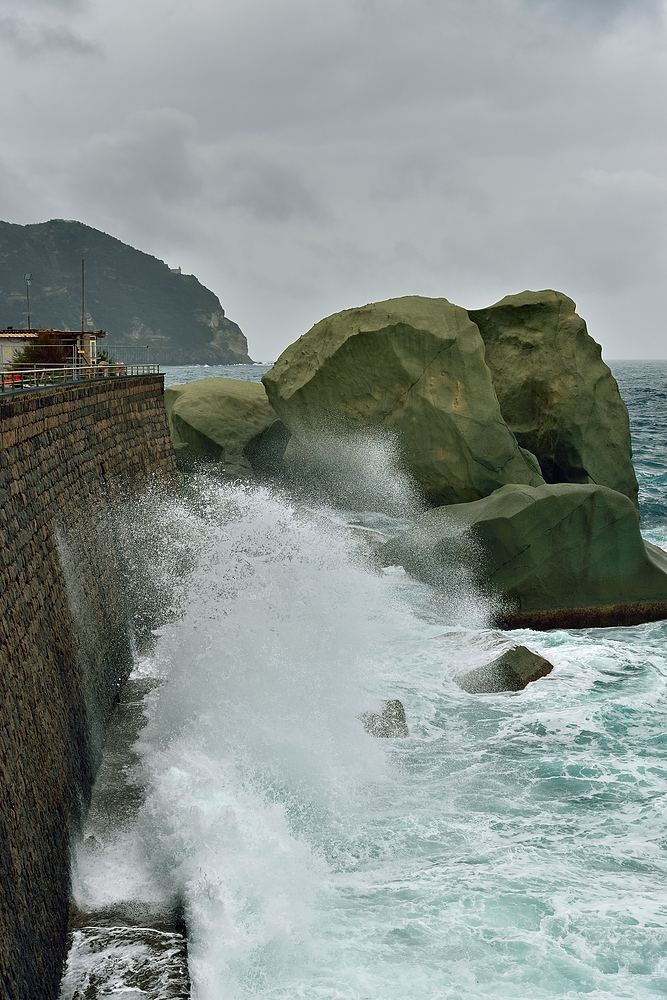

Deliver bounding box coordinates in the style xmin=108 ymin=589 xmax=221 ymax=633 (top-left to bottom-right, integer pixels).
xmin=0 ymin=375 xmax=176 ymax=999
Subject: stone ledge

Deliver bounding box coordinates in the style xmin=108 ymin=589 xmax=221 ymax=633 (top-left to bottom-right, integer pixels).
xmin=497 ymin=601 xmax=667 ymax=631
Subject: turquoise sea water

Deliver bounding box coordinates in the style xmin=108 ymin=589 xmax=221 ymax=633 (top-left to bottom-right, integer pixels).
xmin=613 ymin=362 xmax=667 ymax=535
xmin=66 ymin=361 xmax=667 ymax=999
xmin=162 ymin=363 xmax=272 ymax=389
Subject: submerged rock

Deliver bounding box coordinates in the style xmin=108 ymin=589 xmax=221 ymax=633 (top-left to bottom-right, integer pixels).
xmin=469 ymin=290 xmax=638 ymax=508
xmin=262 ymin=296 xmax=543 ymax=505
xmin=164 ymin=378 xmax=289 ymax=474
xmin=359 ymin=699 xmax=409 ymax=737
xmin=458 ymin=645 xmax=553 ymax=693
xmin=383 ymin=482 xmax=667 ymax=629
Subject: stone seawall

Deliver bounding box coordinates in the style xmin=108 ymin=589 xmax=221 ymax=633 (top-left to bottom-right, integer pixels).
xmin=0 ymin=376 xmax=177 ymax=999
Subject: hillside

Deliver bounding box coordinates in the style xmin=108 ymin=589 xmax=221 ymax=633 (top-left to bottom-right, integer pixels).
xmin=0 ymin=220 xmax=252 ymax=364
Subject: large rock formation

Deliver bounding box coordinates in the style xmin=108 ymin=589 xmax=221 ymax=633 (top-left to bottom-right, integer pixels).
xmin=469 ymin=290 xmax=638 ymax=508
xmin=383 ymin=483 xmax=667 ymax=629
xmin=164 ymin=378 xmax=289 ymax=474
xmin=262 ymin=296 xmax=544 ymax=505
xmin=0 ymin=219 xmax=252 ymax=364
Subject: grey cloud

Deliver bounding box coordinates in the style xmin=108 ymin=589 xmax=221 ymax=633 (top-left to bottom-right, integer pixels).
xmin=0 ymin=14 xmax=96 ymax=54
xmin=0 ymin=0 xmax=85 ymax=8
xmin=1 ymin=0 xmax=667 ymax=359
xmin=79 ymin=110 xmax=200 ymax=205
xmin=220 ymin=156 xmax=321 ymax=222
xmin=0 ymin=161 xmax=43 ymax=223
xmin=48 ymin=108 xmax=206 ymax=251
xmin=535 ymin=0 xmax=664 ymax=25
xmin=175 ymin=0 xmax=664 ymax=152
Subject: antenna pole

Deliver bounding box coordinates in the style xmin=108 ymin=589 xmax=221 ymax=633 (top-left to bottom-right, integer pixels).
xmin=23 ymin=273 xmax=32 ymax=329
xmin=81 ymin=258 xmax=85 ymax=334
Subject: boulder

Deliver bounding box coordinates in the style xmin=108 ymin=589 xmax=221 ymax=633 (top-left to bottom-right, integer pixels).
xmin=469 ymin=290 xmax=638 ymax=508
xmin=383 ymin=482 xmax=667 ymax=629
xmin=359 ymin=699 xmax=409 ymax=737
xmin=262 ymin=296 xmax=544 ymax=506
xmin=458 ymin=645 xmax=553 ymax=693
xmin=164 ymin=378 xmax=289 ymax=474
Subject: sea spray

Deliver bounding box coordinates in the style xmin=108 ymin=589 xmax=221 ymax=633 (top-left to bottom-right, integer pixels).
xmin=278 ymin=426 xmax=424 ymax=516
xmin=134 ymin=479 xmax=420 ymax=997
xmin=64 ymin=373 xmax=667 ymax=998
xmin=135 ymin=477 xmax=667 ymax=999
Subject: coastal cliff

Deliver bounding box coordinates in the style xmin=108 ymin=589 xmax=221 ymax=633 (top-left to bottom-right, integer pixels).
xmin=0 ymin=220 xmax=252 ymax=364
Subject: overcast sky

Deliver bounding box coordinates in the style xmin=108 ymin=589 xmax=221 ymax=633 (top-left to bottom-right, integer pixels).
xmin=1 ymin=0 xmax=666 ymax=360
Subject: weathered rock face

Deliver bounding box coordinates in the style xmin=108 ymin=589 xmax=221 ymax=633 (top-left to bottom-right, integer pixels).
xmin=458 ymin=645 xmax=553 ymax=693
xmin=164 ymin=378 xmax=289 ymax=474
xmin=262 ymin=296 xmax=544 ymax=505
xmin=469 ymin=290 xmax=638 ymax=508
xmin=383 ymin=483 xmax=667 ymax=629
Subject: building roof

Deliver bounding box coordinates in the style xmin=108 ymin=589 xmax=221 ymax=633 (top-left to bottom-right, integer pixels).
xmin=0 ymin=329 xmax=107 ymax=338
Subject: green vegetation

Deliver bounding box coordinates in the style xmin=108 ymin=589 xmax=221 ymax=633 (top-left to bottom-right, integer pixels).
xmin=0 ymin=220 xmax=252 ymax=364
xmin=12 ymin=332 xmax=72 ymax=367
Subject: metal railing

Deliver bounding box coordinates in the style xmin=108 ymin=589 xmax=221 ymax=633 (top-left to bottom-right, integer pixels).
xmin=100 ymin=346 xmax=158 ymax=364
xmin=0 ymin=363 xmax=161 ymax=394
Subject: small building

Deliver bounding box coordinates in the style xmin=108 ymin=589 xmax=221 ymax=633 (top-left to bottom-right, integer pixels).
xmin=0 ymin=329 xmax=107 ymax=368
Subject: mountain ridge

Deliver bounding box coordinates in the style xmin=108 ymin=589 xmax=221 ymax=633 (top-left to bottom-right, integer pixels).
xmin=0 ymin=220 xmax=253 ymax=364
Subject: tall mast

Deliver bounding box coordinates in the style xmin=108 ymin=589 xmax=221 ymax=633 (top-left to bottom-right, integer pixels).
xmin=24 ymin=273 xmax=32 ymax=329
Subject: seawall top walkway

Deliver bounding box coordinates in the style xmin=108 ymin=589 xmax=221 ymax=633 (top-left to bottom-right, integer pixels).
xmin=0 ymin=363 xmax=161 ymax=397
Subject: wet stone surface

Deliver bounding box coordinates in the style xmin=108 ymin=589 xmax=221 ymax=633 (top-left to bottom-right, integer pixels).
xmin=59 ymin=673 xmax=190 ymax=998
xmin=59 ymin=926 xmax=189 ymax=1000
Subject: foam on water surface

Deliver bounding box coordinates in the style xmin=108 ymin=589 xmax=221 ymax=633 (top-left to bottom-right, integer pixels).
xmin=63 ymin=363 xmax=667 ymax=999
xmin=59 ymin=927 xmax=189 ymax=999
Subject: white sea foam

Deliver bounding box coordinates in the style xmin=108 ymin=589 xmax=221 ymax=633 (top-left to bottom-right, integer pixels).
xmin=133 ymin=480 xmax=417 ymax=997
xmin=64 ymin=409 xmax=667 ymax=999
xmin=59 ymin=926 xmax=188 ymax=999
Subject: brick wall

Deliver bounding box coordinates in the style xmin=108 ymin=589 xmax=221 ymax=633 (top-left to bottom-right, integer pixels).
xmin=0 ymin=376 xmax=176 ymax=999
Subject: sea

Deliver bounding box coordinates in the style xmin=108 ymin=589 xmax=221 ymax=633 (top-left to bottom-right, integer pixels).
xmin=59 ymin=361 xmax=667 ymax=1000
